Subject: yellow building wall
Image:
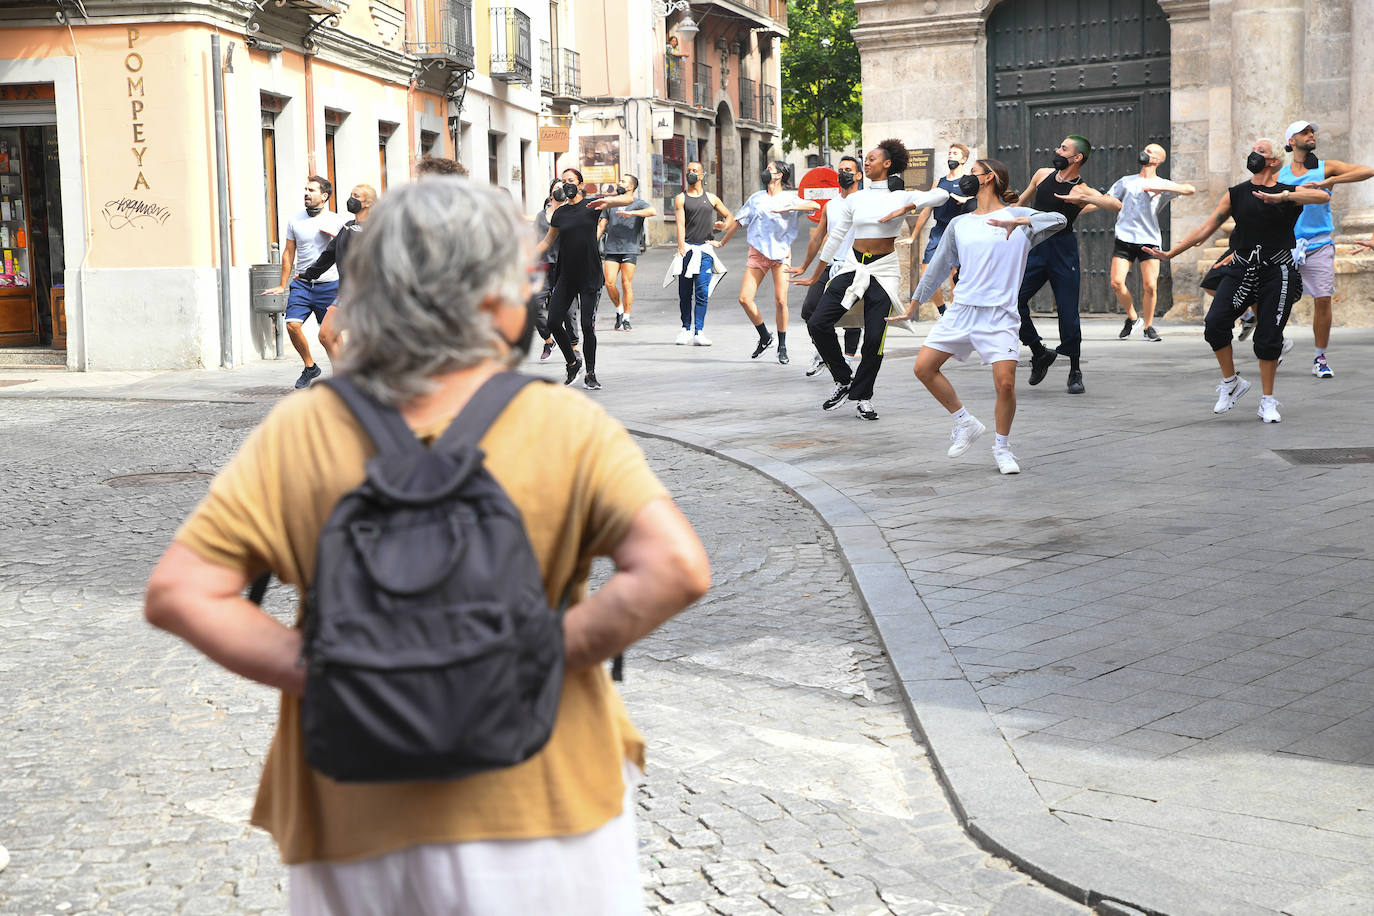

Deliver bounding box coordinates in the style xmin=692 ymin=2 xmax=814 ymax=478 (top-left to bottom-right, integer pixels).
xmin=475 ymin=0 xmax=491 ymax=78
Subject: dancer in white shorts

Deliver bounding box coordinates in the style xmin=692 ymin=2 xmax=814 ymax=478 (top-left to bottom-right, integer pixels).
xmin=888 ymin=159 xmax=1067 ymax=475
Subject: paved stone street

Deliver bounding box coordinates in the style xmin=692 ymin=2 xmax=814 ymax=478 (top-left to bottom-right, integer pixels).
xmin=0 ymin=397 xmax=1079 ymax=914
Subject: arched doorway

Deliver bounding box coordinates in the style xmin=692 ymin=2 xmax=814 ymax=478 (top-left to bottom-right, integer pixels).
xmin=987 ymin=0 xmax=1172 ymax=315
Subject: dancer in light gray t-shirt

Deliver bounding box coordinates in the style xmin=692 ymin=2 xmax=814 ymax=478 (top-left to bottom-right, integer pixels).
xmin=1107 ymin=143 xmax=1195 ymax=341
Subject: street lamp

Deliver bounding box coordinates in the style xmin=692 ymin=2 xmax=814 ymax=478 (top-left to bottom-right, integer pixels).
xmin=654 ymin=1 xmax=698 ymax=42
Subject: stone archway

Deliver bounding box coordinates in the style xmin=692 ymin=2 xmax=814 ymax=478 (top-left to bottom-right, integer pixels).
xmin=987 ymin=0 xmax=1172 ymax=315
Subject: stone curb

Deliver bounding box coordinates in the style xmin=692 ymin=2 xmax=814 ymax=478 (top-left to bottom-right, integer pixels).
xmin=624 ymin=420 xmax=1277 ymax=916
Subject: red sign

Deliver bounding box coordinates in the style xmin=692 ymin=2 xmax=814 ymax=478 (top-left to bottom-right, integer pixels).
xmin=797 ymin=167 xmax=841 ymax=224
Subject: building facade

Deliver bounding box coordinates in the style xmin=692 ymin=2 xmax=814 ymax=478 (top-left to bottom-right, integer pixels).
xmin=853 ymin=0 xmax=1374 ymax=320
xmin=0 ymin=0 xmax=555 ymax=370
xmin=546 ymin=0 xmax=788 ymax=246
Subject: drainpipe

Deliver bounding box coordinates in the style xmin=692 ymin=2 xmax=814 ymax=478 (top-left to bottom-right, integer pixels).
xmin=211 ymin=33 xmax=234 ymax=367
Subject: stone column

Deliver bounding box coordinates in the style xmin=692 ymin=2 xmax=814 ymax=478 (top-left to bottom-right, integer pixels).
xmin=1158 ymin=0 xmax=1215 ymax=317
xmin=1229 ymin=0 xmax=1305 ymax=160
xmin=1340 ymin=0 xmax=1374 ymax=240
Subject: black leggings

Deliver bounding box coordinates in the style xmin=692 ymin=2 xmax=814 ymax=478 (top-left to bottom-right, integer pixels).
xmin=806 ymin=272 xmax=891 ymax=401
xmin=801 ymin=273 xmax=860 ymax=355
xmin=548 ymin=278 xmax=600 ymax=371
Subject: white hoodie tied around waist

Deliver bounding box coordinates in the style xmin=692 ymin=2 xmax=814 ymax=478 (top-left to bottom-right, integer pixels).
xmin=831 ymin=249 xmax=903 ymax=329
xmin=663 ymin=244 xmax=729 ymax=297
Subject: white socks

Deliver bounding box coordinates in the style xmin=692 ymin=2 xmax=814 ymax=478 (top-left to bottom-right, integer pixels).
xmin=995 ymin=434 xmax=1009 ymax=450
xmin=1315 ymin=347 xmax=1325 ymax=358
xmin=951 ymin=407 xmax=970 ymax=423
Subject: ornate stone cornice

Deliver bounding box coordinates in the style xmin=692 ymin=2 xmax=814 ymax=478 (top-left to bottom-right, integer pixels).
xmin=1156 ymin=0 xmax=1211 ymax=23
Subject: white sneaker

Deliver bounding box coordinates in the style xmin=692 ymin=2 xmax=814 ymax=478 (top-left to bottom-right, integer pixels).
xmin=693 ymin=332 xmax=712 ymax=346
xmin=806 ymin=353 xmax=826 ymax=377
xmin=947 ymin=416 xmax=986 ymax=458
xmin=1257 ymin=395 xmax=1282 ymax=423
xmin=675 ymin=327 xmax=693 ymax=345
xmin=993 ymin=447 xmax=1021 ymax=475
xmin=1278 ymin=337 xmax=1295 ymax=365
xmin=1212 ymin=376 xmax=1251 ymax=413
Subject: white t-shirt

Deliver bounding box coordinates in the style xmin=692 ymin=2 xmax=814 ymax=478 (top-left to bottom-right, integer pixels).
xmin=820 ymin=186 xmax=949 ymax=264
xmin=913 ymin=207 xmax=1068 ymax=311
xmin=1108 ymin=175 xmax=1179 ymax=247
xmin=287 ymin=209 xmax=350 ymax=283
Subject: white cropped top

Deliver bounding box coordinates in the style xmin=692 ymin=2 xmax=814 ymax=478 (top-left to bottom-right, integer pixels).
xmin=819 ymin=186 xmax=951 ymax=264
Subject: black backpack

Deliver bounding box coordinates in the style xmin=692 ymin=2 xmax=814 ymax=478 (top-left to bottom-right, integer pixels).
xmin=286 ymin=371 xmax=565 ymax=782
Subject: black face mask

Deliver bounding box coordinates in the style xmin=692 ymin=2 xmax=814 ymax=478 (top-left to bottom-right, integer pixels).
xmin=887 ymin=173 xmax=906 ymax=191
xmin=502 ymin=301 xmax=537 ymax=361
xmin=762 ymin=169 xmax=776 ymax=188
xmin=685 ymin=172 xmax=700 ymax=187
xmin=1138 ymin=151 xmax=1152 ymax=166
xmin=345 ymin=197 xmax=363 ymax=215
xmin=836 ymin=170 xmax=856 ymax=190
xmin=1051 ymin=153 xmax=1071 ymax=171
xmin=947 ymin=159 xmax=960 ymax=172
xmin=551 ymin=185 xmax=567 ymax=202
xmin=1246 ymin=152 xmax=1268 ymax=174
xmin=561 ymin=181 xmax=579 ymax=199
xmin=957 ymin=174 xmax=981 ymax=196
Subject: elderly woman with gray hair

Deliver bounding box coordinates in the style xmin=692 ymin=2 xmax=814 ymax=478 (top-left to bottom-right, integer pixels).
xmin=144 ymin=178 xmax=711 ymax=915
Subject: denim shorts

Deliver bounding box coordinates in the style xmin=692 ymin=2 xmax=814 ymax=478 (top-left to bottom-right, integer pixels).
xmin=285 ymin=279 xmax=339 ymax=324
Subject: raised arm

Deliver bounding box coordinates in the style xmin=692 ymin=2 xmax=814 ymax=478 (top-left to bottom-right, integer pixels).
xmin=1018 ymin=168 xmax=1052 ymax=207
xmin=1143 ymin=178 xmax=1197 ymax=196
xmin=1252 ymin=186 xmax=1332 ymax=207
xmin=1057 ymin=183 xmax=1123 ymax=215
xmin=1146 ymin=191 xmax=1232 ymax=260
xmin=1313 ymin=160 xmax=1374 ymax=190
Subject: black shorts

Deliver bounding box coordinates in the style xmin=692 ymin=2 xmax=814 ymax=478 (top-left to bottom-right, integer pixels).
xmin=603 ymin=253 xmax=638 ymax=264
xmin=1112 ymin=238 xmax=1159 ymax=263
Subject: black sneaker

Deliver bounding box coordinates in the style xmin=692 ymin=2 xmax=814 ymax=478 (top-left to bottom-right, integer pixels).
xmin=621 ymin=317 xmax=633 ymax=331
xmin=614 ymin=313 xmax=623 ymax=330
xmin=822 ymin=382 xmax=851 ymax=410
xmin=564 ymin=358 xmax=583 ymax=385
xmin=583 ymin=372 xmax=601 ymax=390
xmin=1067 ymin=369 xmax=1085 ymax=394
xmin=1143 ymin=325 xmax=1161 ymax=342
xmin=778 ymin=346 xmax=790 ymax=365
xmin=1119 ymin=317 xmax=1136 ymax=339
xmin=1028 ymin=349 xmax=1057 ymax=386
xmin=294 ymin=364 xmax=322 ymax=389
xmin=751 ymin=332 xmax=775 ymax=359
xmin=855 ymin=399 xmax=879 ymax=421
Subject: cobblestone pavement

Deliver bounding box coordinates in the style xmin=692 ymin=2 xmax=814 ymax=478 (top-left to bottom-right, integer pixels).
xmin=0 ymin=398 xmax=1084 ymax=915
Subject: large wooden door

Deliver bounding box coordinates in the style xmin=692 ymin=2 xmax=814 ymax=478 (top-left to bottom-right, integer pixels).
xmin=988 ymin=0 xmax=1171 ymax=314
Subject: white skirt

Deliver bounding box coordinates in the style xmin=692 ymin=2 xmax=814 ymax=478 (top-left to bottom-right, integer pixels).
xmin=922 ymin=303 xmax=1021 ymax=365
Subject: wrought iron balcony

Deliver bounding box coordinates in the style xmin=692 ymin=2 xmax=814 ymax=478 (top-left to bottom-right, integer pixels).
xmin=739 ymin=75 xmax=757 ymax=120
xmin=693 ymin=62 xmax=712 ymax=109
xmin=405 ymin=0 xmax=475 ymax=72
xmin=540 ymin=40 xmax=554 ymax=93
xmin=557 ymin=47 xmax=581 ymax=99
xmin=491 ymin=6 xmax=533 ymax=85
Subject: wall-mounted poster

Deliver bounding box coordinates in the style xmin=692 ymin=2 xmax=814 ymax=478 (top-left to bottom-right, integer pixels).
xmin=579 ymin=135 xmax=620 ymax=191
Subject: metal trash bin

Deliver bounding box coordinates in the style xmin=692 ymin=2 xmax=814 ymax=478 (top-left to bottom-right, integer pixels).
xmin=250 ymin=263 xmax=289 ymax=359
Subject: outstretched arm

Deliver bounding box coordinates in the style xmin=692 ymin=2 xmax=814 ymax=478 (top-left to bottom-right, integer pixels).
xmin=1312 ymin=160 xmax=1374 ymax=190
xmin=791 ymin=209 xmax=830 ymax=277
xmin=1145 ymin=191 xmax=1232 ymax=260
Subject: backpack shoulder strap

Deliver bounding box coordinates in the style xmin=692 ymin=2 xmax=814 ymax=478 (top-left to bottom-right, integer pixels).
xmin=436 ymin=371 xmax=543 ymax=453
xmin=323 ymin=376 xmax=423 ymax=457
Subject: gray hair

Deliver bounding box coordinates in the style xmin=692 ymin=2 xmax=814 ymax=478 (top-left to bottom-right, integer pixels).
xmin=1255 ymin=138 xmax=1287 ymax=167
xmin=337 ymin=178 xmax=528 ymax=406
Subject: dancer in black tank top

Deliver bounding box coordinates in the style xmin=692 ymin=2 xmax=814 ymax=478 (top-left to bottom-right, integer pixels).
xmin=1013 ymin=135 xmax=1122 ymax=394
xmin=673 ymin=161 xmax=734 ymax=346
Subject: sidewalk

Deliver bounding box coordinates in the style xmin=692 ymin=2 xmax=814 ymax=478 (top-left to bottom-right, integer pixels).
xmin=6 ymin=237 xmax=1373 ymax=916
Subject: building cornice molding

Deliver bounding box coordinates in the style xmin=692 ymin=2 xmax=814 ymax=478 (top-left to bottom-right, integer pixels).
xmin=1156 ymin=0 xmax=1211 ymax=23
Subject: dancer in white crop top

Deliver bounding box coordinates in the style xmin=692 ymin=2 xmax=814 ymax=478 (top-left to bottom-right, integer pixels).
xmin=888 ymin=158 xmax=1068 ymax=475
xmin=793 ymin=139 xmax=949 ymax=422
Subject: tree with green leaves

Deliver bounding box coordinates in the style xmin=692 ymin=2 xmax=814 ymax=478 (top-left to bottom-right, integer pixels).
xmin=780 ymin=0 xmax=861 ymax=156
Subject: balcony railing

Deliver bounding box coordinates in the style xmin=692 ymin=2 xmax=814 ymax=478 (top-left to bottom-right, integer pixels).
xmin=406 ymin=0 xmax=475 ymax=71
xmin=760 ymin=85 xmax=778 ymax=124
xmin=693 ymin=61 xmax=713 ymax=109
xmin=490 ymin=6 xmax=532 ymax=84
xmin=739 ymin=75 xmax=757 ymax=120
xmin=558 ymin=47 xmax=581 ymax=98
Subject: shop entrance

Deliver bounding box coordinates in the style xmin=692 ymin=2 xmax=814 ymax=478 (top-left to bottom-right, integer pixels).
xmin=0 ymin=115 xmax=64 ymax=350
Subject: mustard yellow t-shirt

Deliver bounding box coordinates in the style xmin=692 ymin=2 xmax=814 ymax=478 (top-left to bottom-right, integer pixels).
xmin=175 ymin=379 xmax=669 ymax=865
